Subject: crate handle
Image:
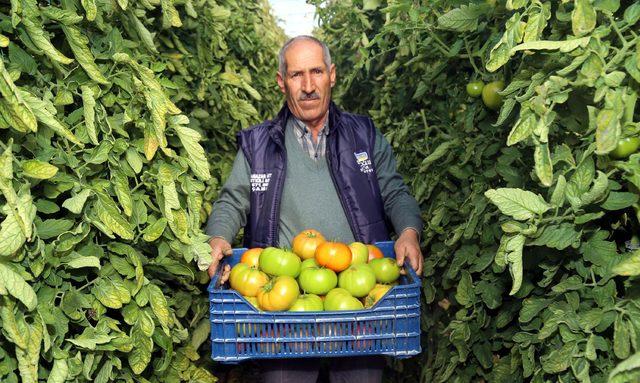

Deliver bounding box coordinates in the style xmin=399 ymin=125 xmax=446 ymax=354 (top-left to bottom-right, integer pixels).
xmin=210 ymin=256 xmax=229 ymax=289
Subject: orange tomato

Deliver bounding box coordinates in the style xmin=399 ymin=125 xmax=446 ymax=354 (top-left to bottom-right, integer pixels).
xmin=366 ymin=244 xmax=384 ymax=261
xmin=292 ymin=229 xmax=326 ymax=259
xmin=240 ymin=248 xmax=263 ymax=268
xmin=315 ymin=242 xmax=352 ymax=272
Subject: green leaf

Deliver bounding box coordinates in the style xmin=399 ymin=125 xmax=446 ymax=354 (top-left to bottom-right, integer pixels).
xmin=22 ymin=160 xmax=58 ymax=179
xmin=612 ymin=250 xmax=640 ymax=276
xmin=551 ymin=276 xmax=584 ymax=293
xmin=81 ymin=85 xmax=98 ymax=145
xmin=128 ymin=324 xmax=153 ymax=374
xmin=614 ymin=316 xmax=631 ymax=359
xmin=437 ymin=4 xmax=492 ymax=32
xmin=519 ymin=297 xmax=552 ymax=323
xmin=572 ymin=0 xmax=597 ymax=36
xmin=47 ymin=358 xmax=69 ymax=383
xmin=63 ymin=253 xmax=101 ymax=269
xmin=62 ymin=189 xmax=92 ymax=214
xmin=530 ymin=223 xmax=581 ymax=250
xmin=550 ymin=175 xmax=567 ymax=207
xmin=600 ymin=192 xmax=639 ymax=210
xmin=363 ymin=0 xmax=381 ymax=11
xmin=62 ymin=25 xmax=109 ymax=85
xmin=534 ymin=142 xmax=553 ymax=187
xmin=172 ymin=117 xmax=211 ymax=181
xmin=595 ymin=109 xmax=621 ymax=154
xmin=142 ymin=217 xmax=167 ymax=242
xmin=36 ymin=218 xmax=74 ymax=239
xmin=485 ymin=188 xmax=550 ymax=220
xmin=541 ymin=341 xmax=575 ymax=373
xmin=147 ymin=284 xmax=171 ymax=331
xmin=455 ymin=270 xmax=474 ymax=306
xmin=609 ymin=352 xmax=640 ymax=382
xmin=0 ymin=262 xmax=37 ymax=310
xmin=507 ymin=109 xmax=536 ymax=146
xmin=624 ymin=2 xmax=640 ymax=25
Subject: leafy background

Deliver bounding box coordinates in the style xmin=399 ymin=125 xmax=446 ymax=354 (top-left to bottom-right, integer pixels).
xmin=0 ymin=0 xmax=283 ymax=382
xmin=312 ymin=0 xmax=640 ymax=382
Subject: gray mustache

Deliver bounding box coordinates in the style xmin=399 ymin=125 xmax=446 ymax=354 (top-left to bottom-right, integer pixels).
xmin=299 ymin=92 xmax=320 ymax=100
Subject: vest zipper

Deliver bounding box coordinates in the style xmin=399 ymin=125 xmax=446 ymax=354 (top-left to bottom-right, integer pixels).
xmin=325 ymin=142 xmax=361 ymax=242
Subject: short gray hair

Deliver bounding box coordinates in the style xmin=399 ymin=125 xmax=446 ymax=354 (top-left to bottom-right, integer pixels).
xmin=278 ymin=36 xmax=332 ymax=76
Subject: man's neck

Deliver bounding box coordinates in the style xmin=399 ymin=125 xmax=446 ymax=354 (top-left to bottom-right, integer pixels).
xmin=296 ymin=111 xmax=329 ymax=142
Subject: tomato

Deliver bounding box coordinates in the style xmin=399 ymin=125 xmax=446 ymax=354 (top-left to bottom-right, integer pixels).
xmin=323 ymin=288 xmax=364 ymax=311
xmin=482 ymin=80 xmax=505 ymax=110
xmin=366 ymin=244 xmax=384 ymax=261
xmin=301 ymin=257 xmax=319 ymax=270
xmin=229 ymin=263 xmax=269 ymax=297
xmin=466 ymin=80 xmax=484 ymax=97
xmin=298 ymin=266 xmax=337 ymax=295
xmin=240 ymin=248 xmax=263 ymax=268
xmin=338 ymin=264 xmax=376 ymax=298
xmin=349 ymin=242 xmax=369 ymax=265
xmin=259 ymin=247 xmax=301 ymax=278
xmin=315 ymin=242 xmax=352 ymax=272
xmin=257 ymin=276 xmax=300 ymax=311
xmin=289 ymin=294 xmax=324 ymax=311
xmin=610 ymin=137 xmax=640 ymax=159
xmin=368 ymin=258 xmax=401 ymax=283
xmin=292 ymin=229 xmax=326 ymax=260
xmin=364 ymin=284 xmax=392 ymax=308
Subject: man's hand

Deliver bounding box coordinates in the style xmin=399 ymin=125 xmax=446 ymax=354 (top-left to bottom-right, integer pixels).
xmin=394 ymin=228 xmax=423 ymax=276
xmin=208 ymin=237 xmax=233 ymax=285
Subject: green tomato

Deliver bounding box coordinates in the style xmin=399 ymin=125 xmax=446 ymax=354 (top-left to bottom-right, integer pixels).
xmin=289 ymin=294 xmax=324 ymax=311
xmin=610 ymin=137 xmax=640 ymax=159
xmin=323 ymin=288 xmax=364 ymax=311
xmin=368 ymin=258 xmax=401 ymax=284
xmin=259 ymin=247 xmax=301 ymax=278
xmin=298 ymin=267 xmax=337 ymax=295
xmin=300 ymin=257 xmax=319 ymax=271
xmin=337 ymin=264 xmax=376 ymax=298
xmin=482 ymin=80 xmax=505 ymax=110
xmin=466 ymin=80 xmax=484 ymax=97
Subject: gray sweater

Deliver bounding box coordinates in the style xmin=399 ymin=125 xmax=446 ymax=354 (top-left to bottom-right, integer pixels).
xmin=205 ymin=116 xmax=423 ymax=247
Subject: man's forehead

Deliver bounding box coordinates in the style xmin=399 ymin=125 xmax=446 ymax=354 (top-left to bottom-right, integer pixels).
xmin=285 ymin=41 xmax=325 ymax=68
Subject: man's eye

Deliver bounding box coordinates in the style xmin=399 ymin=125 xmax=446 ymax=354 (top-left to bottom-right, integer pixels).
xmin=291 ymin=72 xmax=301 ymax=77
xmin=313 ymin=69 xmax=323 ymax=74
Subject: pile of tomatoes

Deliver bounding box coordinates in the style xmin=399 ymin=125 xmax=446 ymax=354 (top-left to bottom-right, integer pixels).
xmin=227 ymin=229 xmax=402 ymax=312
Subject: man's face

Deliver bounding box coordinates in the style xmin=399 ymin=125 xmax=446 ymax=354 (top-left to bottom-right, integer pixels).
xmin=277 ymin=40 xmax=336 ymax=125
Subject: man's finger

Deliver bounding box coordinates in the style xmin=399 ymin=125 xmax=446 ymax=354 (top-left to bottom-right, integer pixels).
xmin=396 ymin=247 xmax=406 ymax=267
xmin=222 ymin=247 xmax=233 ymax=256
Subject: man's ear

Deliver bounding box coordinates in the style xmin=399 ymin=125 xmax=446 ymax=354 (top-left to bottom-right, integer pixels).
xmin=329 ymin=64 xmax=336 ymax=88
xmin=276 ymin=71 xmax=286 ymax=94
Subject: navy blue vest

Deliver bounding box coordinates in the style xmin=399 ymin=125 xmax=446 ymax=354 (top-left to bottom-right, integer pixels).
xmin=237 ymin=102 xmax=390 ymax=248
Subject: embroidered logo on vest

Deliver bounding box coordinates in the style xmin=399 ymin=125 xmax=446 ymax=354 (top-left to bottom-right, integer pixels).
xmin=354 ymin=151 xmax=373 ymax=174
xmin=251 ymin=173 xmax=272 ymax=192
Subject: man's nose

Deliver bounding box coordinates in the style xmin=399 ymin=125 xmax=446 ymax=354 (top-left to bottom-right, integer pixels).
xmin=301 ymin=72 xmax=313 ymax=93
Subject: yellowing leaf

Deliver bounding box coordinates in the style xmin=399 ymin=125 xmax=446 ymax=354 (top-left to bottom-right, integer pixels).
xmin=22 ymin=160 xmax=58 ymax=179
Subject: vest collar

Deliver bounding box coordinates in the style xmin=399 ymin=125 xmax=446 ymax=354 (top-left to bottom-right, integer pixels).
xmin=270 ymin=101 xmax=343 ymax=143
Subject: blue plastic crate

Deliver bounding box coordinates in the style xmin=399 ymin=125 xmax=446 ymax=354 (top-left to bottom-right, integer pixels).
xmin=208 ymin=241 xmax=421 ymax=363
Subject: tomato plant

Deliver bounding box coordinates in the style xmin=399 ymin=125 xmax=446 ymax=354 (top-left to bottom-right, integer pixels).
xmin=259 ymin=247 xmax=302 ymax=278
xmin=315 ymin=242 xmax=352 ymax=272
xmin=298 ymin=266 xmax=338 ymax=295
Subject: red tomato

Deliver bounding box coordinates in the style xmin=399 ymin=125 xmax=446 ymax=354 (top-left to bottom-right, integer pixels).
xmin=292 ymin=229 xmax=326 ymax=259
xmin=366 ymin=244 xmax=384 ymax=261
xmin=315 ymin=242 xmax=352 ymax=272
xmin=240 ymin=248 xmax=263 ymax=268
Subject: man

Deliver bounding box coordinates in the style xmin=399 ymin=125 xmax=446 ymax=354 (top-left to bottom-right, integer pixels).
xmin=206 ymin=35 xmax=423 ymax=382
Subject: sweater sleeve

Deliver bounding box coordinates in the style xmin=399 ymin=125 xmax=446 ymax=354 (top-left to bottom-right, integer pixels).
xmin=372 ymin=127 xmax=424 ymax=237
xmin=205 ymin=149 xmax=251 ymax=244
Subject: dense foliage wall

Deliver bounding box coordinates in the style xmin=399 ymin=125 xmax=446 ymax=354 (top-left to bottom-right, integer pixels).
xmin=0 ymin=1 xmax=283 ymax=382
xmin=313 ymin=0 xmax=640 ymax=382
